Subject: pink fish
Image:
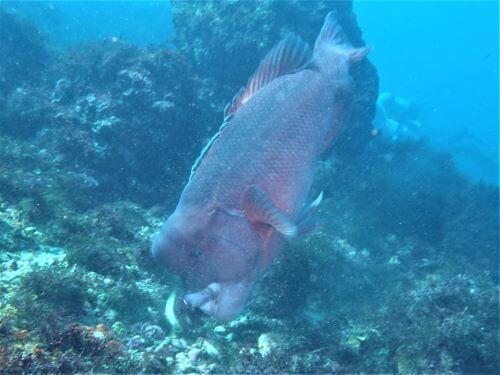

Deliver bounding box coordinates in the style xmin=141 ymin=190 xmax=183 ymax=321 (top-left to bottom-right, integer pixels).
xmin=152 ymin=11 xmax=370 ymax=321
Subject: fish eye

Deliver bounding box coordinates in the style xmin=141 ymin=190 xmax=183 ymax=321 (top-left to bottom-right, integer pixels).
xmin=190 ymin=249 xmax=202 ymax=258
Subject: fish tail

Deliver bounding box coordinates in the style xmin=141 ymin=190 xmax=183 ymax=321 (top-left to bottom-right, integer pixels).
xmin=314 ymin=10 xmax=371 ymax=64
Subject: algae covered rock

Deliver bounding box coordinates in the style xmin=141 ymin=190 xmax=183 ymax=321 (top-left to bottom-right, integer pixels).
xmin=41 ymin=42 xmax=201 ymax=204
xmin=0 ymin=8 xmax=50 ymax=92
xmin=0 ymin=36 xmax=204 ymax=204
xmin=172 ymin=1 xmax=354 ymax=93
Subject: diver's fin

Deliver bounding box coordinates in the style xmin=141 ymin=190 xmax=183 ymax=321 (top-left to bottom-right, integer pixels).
xmin=225 ymin=33 xmax=312 ymax=117
xmin=243 ymin=185 xmax=297 ymax=239
xmin=314 ymin=10 xmax=370 ymax=64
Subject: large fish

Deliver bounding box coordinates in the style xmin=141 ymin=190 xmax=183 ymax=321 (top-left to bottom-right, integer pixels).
xmin=152 ymin=11 xmax=370 ymax=321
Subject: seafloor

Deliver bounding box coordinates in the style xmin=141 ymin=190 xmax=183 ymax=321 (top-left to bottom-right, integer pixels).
xmin=0 ymin=1 xmax=498 ymax=373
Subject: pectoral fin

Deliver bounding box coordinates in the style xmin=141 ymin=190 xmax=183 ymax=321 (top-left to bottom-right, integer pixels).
xmin=243 ymin=185 xmax=297 ymax=239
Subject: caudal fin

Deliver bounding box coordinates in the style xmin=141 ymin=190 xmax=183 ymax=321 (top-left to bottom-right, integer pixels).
xmin=314 ymin=10 xmax=371 ymax=64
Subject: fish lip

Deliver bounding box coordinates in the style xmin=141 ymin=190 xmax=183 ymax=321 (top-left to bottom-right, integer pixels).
xmin=184 ymin=282 xmax=221 ymax=311
xmin=184 ymin=277 xmax=254 ymax=322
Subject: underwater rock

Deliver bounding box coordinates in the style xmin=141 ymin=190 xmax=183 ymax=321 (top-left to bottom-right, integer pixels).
xmin=257 ymin=333 xmax=278 ymax=357
xmin=0 ymin=8 xmax=50 ymax=92
xmin=127 ymin=335 xmax=146 ymax=350
xmin=0 ymin=9 xmax=53 ymax=137
xmin=0 ymin=36 xmax=204 ymax=205
xmin=187 ymin=347 xmax=201 ymax=362
xmin=42 ymin=42 xmax=202 ymax=205
xmin=200 ymin=339 xmax=221 ymax=359
xmin=442 ymin=183 xmax=498 ymax=272
xmin=317 ymin=139 xmax=470 ymax=246
xmin=0 ymin=85 xmax=53 ymax=137
xmin=140 ymin=323 xmax=164 ymax=341
xmin=172 ymin=0 xmax=348 ymax=97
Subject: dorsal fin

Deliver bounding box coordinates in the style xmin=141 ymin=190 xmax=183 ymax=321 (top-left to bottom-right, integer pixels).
xmin=225 ymin=33 xmax=312 ymax=117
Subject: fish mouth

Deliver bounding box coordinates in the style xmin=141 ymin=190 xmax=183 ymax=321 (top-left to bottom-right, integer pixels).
xmin=184 ymin=282 xmax=222 ymax=316
xmin=183 ymin=278 xmax=254 ymax=322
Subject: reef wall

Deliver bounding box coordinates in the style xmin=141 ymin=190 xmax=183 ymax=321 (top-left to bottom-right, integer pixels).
xmin=0 ymin=8 xmax=206 ymax=206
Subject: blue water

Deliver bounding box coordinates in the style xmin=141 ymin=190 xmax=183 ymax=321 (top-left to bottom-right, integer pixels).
xmin=3 ymin=0 xmax=497 ymax=184
xmin=356 ymin=1 xmax=499 ymax=184
xmin=1 ymin=0 xmax=173 ymax=47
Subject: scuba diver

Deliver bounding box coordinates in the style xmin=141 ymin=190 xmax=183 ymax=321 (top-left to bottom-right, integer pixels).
xmin=375 ymin=91 xmax=422 ymax=141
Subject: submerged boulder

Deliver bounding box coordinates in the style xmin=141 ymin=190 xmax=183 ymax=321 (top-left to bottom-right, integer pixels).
xmin=0 ymin=8 xmax=50 ymax=92
xmin=0 ymin=8 xmax=52 ymax=136
xmin=0 ymin=35 xmax=205 ymax=205
xmin=41 ymin=41 xmax=201 ymax=204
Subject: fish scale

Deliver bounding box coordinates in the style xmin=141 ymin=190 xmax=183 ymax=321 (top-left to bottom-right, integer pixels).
xmin=186 ymin=71 xmax=331 ymax=215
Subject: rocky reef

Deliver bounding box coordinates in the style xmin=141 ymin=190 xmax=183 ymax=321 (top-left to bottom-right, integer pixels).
xmin=0 ymin=2 xmax=498 ymax=374
xmin=0 ymin=7 xmax=207 ymax=206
